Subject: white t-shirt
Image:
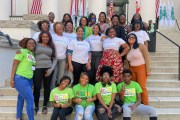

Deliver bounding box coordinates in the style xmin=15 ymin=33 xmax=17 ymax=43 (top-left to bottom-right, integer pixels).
xmin=49 ymin=23 xmax=55 ymax=34
xmin=33 ymin=32 xmax=40 ymax=41
xmin=103 ymin=37 xmax=126 ymax=51
xmin=52 ymin=34 xmax=69 ymax=59
xmin=63 ymin=32 xmax=77 ymax=41
xmin=68 ymin=40 xmax=91 ymax=64
xmin=130 ymin=30 xmax=150 ymax=44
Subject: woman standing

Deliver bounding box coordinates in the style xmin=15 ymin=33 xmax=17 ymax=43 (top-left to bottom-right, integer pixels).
xmin=85 ymin=24 xmax=104 ymax=85
xmin=48 ymin=12 xmax=55 ymax=34
xmin=51 ymin=22 xmax=69 ymax=88
xmin=67 ymin=27 xmax=91 ymax=85
xmin=73 ymin=72 xmax=96 ymax=120
xmin=96 ymin=27 xmax=129 ymax=83
xmin=50 ymin=76 xmax=74 ymax=120
xmin=33 ymin=20 xmax=50 ymax=41
xmin=79 ymin=16 xmax=92 ymax=39
xmin=126 ymin=33 xmax=151 ymax=105
xmin=10 ymin=38 xmax=36 ymax=120
xmin=88 ymin=13 xmax=97 ymax=27
xmin=95 ymin=66 xmax=122 ymax=120
xmin=33 ymin=31 xmax=56 ymax=114
xmin=98 ymin=12 xmax=110 ymax=34
xmin=61 ymin=13 xmax=72 ymax=24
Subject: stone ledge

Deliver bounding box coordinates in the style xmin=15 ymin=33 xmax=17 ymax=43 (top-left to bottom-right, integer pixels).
xmin=0 ymin=36 xmax=19 ymax=49
xmin=23 ymin=14 xmax=48 ymax=20
xmin=0 ymin=20 xmax=39 ymax=31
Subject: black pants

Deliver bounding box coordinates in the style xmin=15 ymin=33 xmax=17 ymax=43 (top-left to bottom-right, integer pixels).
xmin=96 ymin=104 xmax=122 ymax=120
xmin=72 ymin=61 xmax=90 ymax=85
xmin=89 ymin=51 xmax=102 ymax=85
xmin=51 ymin=107 xmax=73 ymax=120
xmin=33 ymin=68 xmax=53 ymax=107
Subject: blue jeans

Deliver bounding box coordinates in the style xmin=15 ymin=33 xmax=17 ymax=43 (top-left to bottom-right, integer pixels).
xmin=75 ymin=104 xmax=95 ymax=120
xmin=51 ymin=107 xmax=73 ymax=120
xmin=14 ymin=75 xmax=34 ymax=120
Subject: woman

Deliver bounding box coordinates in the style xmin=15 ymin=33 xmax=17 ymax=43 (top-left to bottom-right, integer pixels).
xmin=67 ymin=26 xmax=91 ymax=85
xmin=119 ymin=13 xmax=131 ymax=34
xmin=96 ymin=27 xmax=129 ymax=83
xmin=73 ymin=72 xmax=96 ymax=120
xmin=129 ymin=20 xmax=150 ymax=48
xmin=79 ymin=16 xmax=92 ymax=39
xmin=88 ymin=13 xmax=97 ymax=27
xmin=63 ymin=20 xmax=77 ymax=41
xmin=85 ymin=24 xmax=104 ymax=85
xmin=61 ymin=13 xmax=72 ymax=24
xmin=48 ymin=12 xmax=55 ymax=34
xmin=10 ymin=38 xmax=36 ymax=120
xmin=50 ymin=76 xmax=73 ymax=120
xmin=98 ymin=12 xmax=110 ymax=34
xmin=95 ymin=66 xmax=122 ymax=120
xmin=33 ymin=31 xmax=56 ymax=114
xmin=51 ymin=22 xmax=69 ymax=88
xmin=126 ymin=33 xmax=151 ymax=105
xmin=33 ymin=20 xmax=50 ymax=41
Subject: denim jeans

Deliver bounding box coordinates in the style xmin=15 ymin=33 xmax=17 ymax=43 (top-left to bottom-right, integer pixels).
xmin=51 ymin=107 xmax=73 ymax=120
xmin=14 ymin=75 xmax=34 ymax=120
xmin=74 ymin=104 xmax=95 ymax=120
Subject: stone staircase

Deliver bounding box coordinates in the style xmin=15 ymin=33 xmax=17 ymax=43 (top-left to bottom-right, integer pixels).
xmin=0 ymin=30 xmax=180 ymax=120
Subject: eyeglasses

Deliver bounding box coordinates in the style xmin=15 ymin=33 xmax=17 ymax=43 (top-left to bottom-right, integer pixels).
xmin=101 ymin=82 xmax=111 ymax=87
xmin=128 ymin=37 xmax=135 ymax=40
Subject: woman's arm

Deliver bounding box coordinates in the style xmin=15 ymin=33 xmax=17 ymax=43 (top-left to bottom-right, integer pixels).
xmin=120 ymin=43 xmax=130 ymax=57
xmin=10 ymin=59 xmax=20 ymax=88
xmin=67 ymin=53 xmax=73 ymax=72
xmin=108 ymin=93 xmax=116 ymax=110
xmin=61 ymin=99 xmax=73 ymax=108
xmin=86 ymin=95 xmax=97 ymax=103
xmin=96 ymin=93 xmax=109 ymax=110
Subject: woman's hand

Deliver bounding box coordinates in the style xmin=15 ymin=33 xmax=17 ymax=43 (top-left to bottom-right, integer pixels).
xmin=68 ymin=65 xmax=73 ymax=72
xmin=147 ymin=71 xmax=151 ymax=76
xmin=61 ymin=104 xmax=67 ymax=108
xmin=45 ymin=68 xmax=53 ymax=77
xmin=86 ymin=98 xmax=92 ymax=103
xmin=101 ymin=36 xmax=108 ymax=41
xmin=10 ymin=79 xmax=15 ymax=88
xmin=86 ymin=62 xmax=91 ymax=70
xmin=107 ymin=108 xmax=112 ymax=118
xmin=76 ymin=98 xmax=82 ymax=104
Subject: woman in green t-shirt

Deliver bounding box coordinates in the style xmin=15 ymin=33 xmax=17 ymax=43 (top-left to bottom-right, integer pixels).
xmin=73 ymin=72 xmax=97 ymax=120
xmin=95 ymin=66 xmax=122 ymax=120
xmin=50 ymin=76 xmax=73 ymax=120
xmin=10 ymin=38 xmax=36 ymax=120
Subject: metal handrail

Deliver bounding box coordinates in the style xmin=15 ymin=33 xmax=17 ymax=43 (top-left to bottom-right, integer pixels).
xmin=156 ymin=31 xmax=180 ymax=80
xmin=176 ymin=19 xmax=180 ymax=31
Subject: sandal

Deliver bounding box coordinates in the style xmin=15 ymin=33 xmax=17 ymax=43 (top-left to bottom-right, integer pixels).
xmin=42 ymin=106 xmax=48 ymax=114
xmin=34 ymin=107 xmax=39 ymax=115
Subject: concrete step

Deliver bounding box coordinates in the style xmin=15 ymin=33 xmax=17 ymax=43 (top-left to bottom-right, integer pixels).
xmin=149 ymin=52 xmax=178 ymax=57
xmin=151 ymin=61 xmax=178 ymax=67
xmin=0 ymin=107 xmax=180 ymax=120
xmin=147 ymin=80 xmax=180 ymax=88
xmin=151 ymin=67 xmax=178 ymax=73
xmin=150 ymin=56 xmax=178 ymax=61
xmin=149 ymin=73 xmax=178 ymax=79
xmin=147 ymin=87 xmax=180 ymax=97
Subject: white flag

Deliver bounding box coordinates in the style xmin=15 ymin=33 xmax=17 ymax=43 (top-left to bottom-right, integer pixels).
xmin=167 ymin=0 xmax=171 ymax=28
xmin=84 ymin=0 xmax=89 ymax=17
xmin=171 ymin=1 xmax=175 ymax=28
xmin=70 ymin=0 xmax=77 ymax=27
xmin=159 ymin=0 xmax=163 ymax=27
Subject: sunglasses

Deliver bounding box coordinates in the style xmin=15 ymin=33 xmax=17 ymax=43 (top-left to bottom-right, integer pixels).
xmin=101 ymin=82 xmax=111 ymax=87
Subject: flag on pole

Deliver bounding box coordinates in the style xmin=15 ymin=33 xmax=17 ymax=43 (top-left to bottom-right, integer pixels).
xmin=84 ymin=0 xmax=89 ymax=17
xmin=109 ymin=1 xmax=114 ymax=19
xmin=163 ymin=2 xmax=168 ymax=28
xmin=70 ymin=0 xmax=78 ymax=27
xmin=30 ymin=0 xmax=42 ymax=14
xmin=136 ymin=0 xmax=141 ymax=13
xmin=159 ymin=0 xmax=163 ymax=27
xmin=170 ymin=1 xmax=175 ymax=28
xmin=167 ymin=0 xmax=171 ymax=27
xmin=155 ymin=0 xmax=160 ymax=18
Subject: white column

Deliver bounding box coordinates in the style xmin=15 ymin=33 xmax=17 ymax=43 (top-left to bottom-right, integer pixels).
xmin=0 ymin=0 xmax=11 ymax=20
xmin=15 ymin=0 xmax=28 ymax=15
xmin=58 ymin=0 xmax=71 ymax=21
xmin=89 ymin=0 xmax=107 ymax=19
xmin=140 ymin=0 xmax=156 ymax=23
xmin=128 ymin=0 xmax=136 ymax=23
xmin=41 ymin=0 xmax=59 ymax=21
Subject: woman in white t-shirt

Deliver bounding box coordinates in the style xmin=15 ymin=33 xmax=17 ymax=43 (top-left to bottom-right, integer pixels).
xmin=85 ymin=24 xmax=104 ymax=85
xmin=67 ymin=26 xmax=91 ymax=85
xmin=96 ymin=27 xmax=130 ymax=83
xmin=51 ymin=22 xmax=69 ymax=88
xmin=129 ymin=20 xmax=150 ymax=48
xmin=48 ymin=12 xmax=55 ymax=34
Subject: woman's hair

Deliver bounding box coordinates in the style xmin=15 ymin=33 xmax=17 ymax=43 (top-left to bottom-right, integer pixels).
xmin=111 ymin=14 xmax=119 ymax=22
xmin=119 ymin=13 xmax=126 ymax=18
xmin=38 ymin=31 xmax=56 ymax=58
xmin=59 ymin=76 xmax=71 ymax=86
xmin=107 ymin=27 xmax=116 ymax=37
xmin=92 ymin=24 xmax=101 ymax=36
xmin=76 ymin=26 xmax=85 ymax=32
xmin=53 ymin=22 xmax=64 ymax=33
xmin=88 ymin=13 xmax=96 ymax=22
xmin=80 ymin=72 xmax=89 ymax=81
xmin=65 ymin=20 xmax=73 ymax=27
xmin=100 ymin=66 xmax=113 ymax=77
xmin=127 ymin=33 xmax=139 ymax=49
xmin=79 ymin=16 xmax=89 ymax=26
xmin=61 ymin=13 xmax=72 ymax=23
xmin=131 ymin=20 xmax=143 ymax=31
xmin=37 ymin=20 xmax=50 ymax=31
xmin=122 ymin=69 xmax=132 ymax=75
xmin=131 ymin=13 xmax=142 ymax=24
xmin=19 ymin=38 xmax=36 ymax=49
xmin=48 ymin=12 xmax=55 ymax=18
xmin=98 ymin=12 xmax=107 ymax=23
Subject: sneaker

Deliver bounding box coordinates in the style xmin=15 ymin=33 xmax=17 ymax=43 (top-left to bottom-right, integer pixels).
xmin=34 ymin=107 xmax=39 ymax=115
xmin=42 ymin=106 xmax=48 ymax=114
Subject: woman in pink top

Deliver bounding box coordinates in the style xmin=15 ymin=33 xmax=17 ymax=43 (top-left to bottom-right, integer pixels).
xmin=98 ymin=12 xmax=110 ymax=34
xmin=126 ymin=33 xmax=151 ymax=105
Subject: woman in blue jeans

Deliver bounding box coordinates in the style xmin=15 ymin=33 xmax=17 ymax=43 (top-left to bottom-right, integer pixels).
xmin=10 ymin=38 xmax=36 ymax=120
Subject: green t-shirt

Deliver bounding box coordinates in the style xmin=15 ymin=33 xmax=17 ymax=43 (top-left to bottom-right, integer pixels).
xmin=95 ymin=82 xmax=117 ymax=105
xmin=73 ymin=83 xmax=96 ymax=107
xmin=117 ymin=81 xmax=142 ymax=104
xmin=14 ymin=49 xmax=36 ymax=79
xmin=50 ymin=87 xmax=74 ymax=105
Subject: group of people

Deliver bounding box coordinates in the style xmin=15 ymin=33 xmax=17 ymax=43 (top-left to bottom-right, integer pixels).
xmin=10 ymin=11 xmax=156 ymax=120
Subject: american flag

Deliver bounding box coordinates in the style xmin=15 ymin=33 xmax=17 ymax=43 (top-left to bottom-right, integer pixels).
xmin=30 ymin=0 xmax=42 ymax=14
xmin=136 ymin=0 xmax=140 ymax=13
xmin=155 ymin=0 xmax=160 ymax=18
xmin=109 ymin=1 xmax=114 ymax=19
